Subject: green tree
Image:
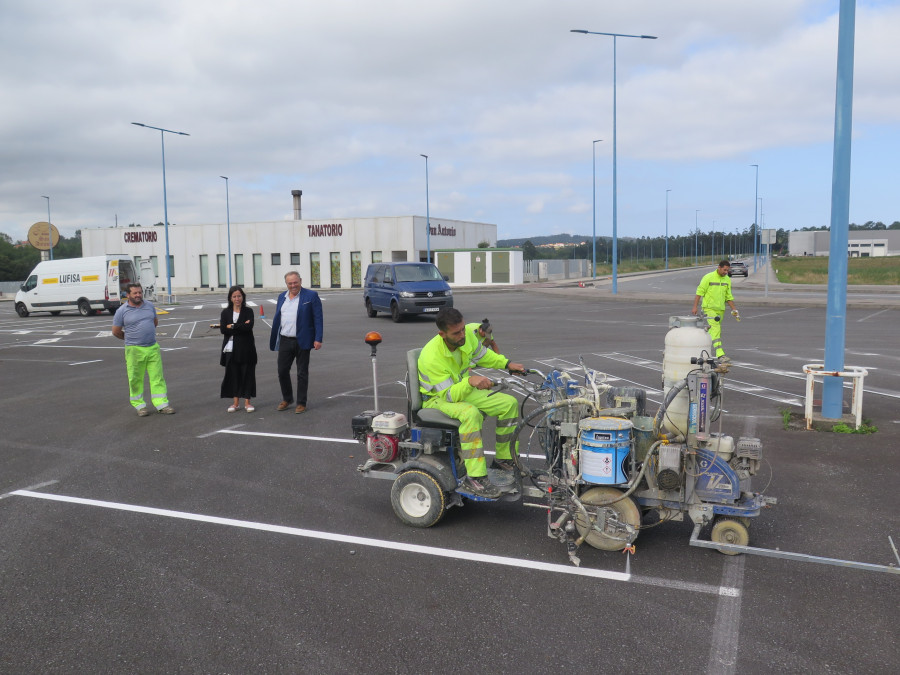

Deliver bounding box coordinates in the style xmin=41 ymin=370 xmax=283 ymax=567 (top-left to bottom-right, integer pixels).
xmin=521 ymin=240 xmax=538 ymax=260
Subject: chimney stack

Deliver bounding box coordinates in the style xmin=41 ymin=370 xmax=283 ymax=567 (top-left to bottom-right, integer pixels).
xmin=292 ymin=189 xmax=302 ymax=220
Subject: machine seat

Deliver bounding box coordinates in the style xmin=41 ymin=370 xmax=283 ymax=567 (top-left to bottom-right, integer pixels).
xmin=407 ymin=348 xmax=460 ymax=431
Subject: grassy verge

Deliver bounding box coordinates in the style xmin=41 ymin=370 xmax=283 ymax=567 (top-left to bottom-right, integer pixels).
xmin=773 ymin=256 xmax=900 ymax=285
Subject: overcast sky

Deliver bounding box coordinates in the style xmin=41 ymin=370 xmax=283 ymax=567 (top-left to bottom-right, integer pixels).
xmin=2 ymin=0 xmax=898 ymax=247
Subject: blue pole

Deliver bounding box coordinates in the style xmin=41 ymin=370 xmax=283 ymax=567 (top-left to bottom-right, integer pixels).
xmin=221 ymin=176 xmax=231 ymax=287
xmin=665 ymin=189 xmax=671 ymax=270
xmin=421 ymin=154 xmax=430 ymax=262
xmin=822 ymin=0 xmax=856 ymax=419
xmin=695 ymin=210 xmax=700 ymax=265
xmin=612 ymin=35 xmax=618 ymax=294
xmin=751 ymin=164 xmax=759 ymax=273
xmin=592 ymin=139 xmax=601 ymax=279
xmin=42 ymin=195 xmax=53 ymax=260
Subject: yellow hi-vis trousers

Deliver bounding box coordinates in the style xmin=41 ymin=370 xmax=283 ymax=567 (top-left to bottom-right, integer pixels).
xmin=125 ymin=344 xmax=170 ymax=410
xmin=423 ymin=389 xmax=518 ymax=478
xmin=705 ymin=310 xmax=726 ymax=358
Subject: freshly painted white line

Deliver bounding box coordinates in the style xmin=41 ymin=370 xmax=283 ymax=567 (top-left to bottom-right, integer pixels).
xmin=69 ymin=360 xmax=103 ymax=366
xmin=706 ymin=556 xmax=746 ymax=674
xmin=11 ymin=489 xmax=737 ymax=595
xmin=217 ymin=429 xmax=359 ymax=444
xmin=0 ymin=480 xmax=58 ymax=500
xmin=53 ymin=330 xmax=74 ymax=335
xmin=743 ymin=308 xmax=803 ymax=319
xmin=27 ymin=344 xmax=122 ymax=349
xmin=193 ymin=305 xmax=203 ymax=310
xmin=33 ymin=338 xmax=61 ymax=344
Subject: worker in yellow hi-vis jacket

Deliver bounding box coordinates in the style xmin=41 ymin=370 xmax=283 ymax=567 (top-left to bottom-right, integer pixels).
xmin=692 ymin=260 xmax=739 ymax=362
xmin=418 ymin=308 xmax=525 ymax=499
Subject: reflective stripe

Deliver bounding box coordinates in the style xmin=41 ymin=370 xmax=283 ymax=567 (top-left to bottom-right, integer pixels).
xmin=496 ymin=418 xmax=517 ymax=428
xmin=420 ymin=372 xmax=432 ymax=382
xmin=460 ymin=431 xmax=482 ymax=444
xmin=472 ymin=344 xmax=488 ymax=362
xmin=432 ymin=378 xmax=453 ymax=393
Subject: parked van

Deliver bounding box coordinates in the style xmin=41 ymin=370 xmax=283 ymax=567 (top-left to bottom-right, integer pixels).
xmin=364 ymin=262 xmax=453 ymax=322
xmin=15 ymin=255 xmax=156 ymax=317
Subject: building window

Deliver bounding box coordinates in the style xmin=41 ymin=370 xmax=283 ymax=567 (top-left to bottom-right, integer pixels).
xmin=391 ymin=250 xmax=408 ymax=262
xmin=234 ymin=254 xmax=244 ymax=286
xmin=199 ymin=255 xmax=209 ymax=287
xmin=271 ymin=253 xmax=281 ymax=265
xmin=290 ymin=252 xmax=301 ymax=266
xmin=309 ymin=252 xmax=321 ymax=288
xmin=330 ymin=252 xmax=341 ymax=288
xmin=168 ymin=255 xmax=175 ymax=278
xmin=350 ymin=251 xmax=362 ymax=287
xmin=371 ymin=251 xmax=382 ymax=264
xmin=253 ymin=254 xmax=263 ymax=288
xmin=217 ymin=254 xmax=227 ymax=288
xmin=149 ymin=256 xmax=159 ymax=277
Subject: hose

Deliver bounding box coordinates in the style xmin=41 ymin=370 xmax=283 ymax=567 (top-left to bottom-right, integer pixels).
xmin=653 ymin=378 xmax=688 ymax=437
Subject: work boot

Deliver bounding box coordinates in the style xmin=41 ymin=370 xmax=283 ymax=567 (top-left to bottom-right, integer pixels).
xmin=460 ymin=475 xmax=502 ymax=499
xmin=490 ymin=457 xmax=518 ymax=475
xmin=718 ymin=355 xmax=732 ymax=364
xmin=137 ymin=407 xmax=150 ymax=417
xmin=157 ymin=406 xmax=176 ymax=415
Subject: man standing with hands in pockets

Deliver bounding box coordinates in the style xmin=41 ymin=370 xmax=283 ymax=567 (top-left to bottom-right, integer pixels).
xmin=270 ymin=271 xmax=323 ymax=413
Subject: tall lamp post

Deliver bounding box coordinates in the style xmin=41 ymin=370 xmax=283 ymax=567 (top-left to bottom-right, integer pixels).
xmin=695 ymin=209 xmax=700 ymax=265
xmin=665 ymin=189 xmax=671 ymax=270
xmin=572 ymin=29 xmax=657 ymax=294
xmin=220 ymin=176 xmax=232 ymax=287
xmin=751 ymin=164 xmax=759 ymax=273
xmin=41 ymin=195 xmax=53 ymax=260
xmin=132 ymin=122 xmax=190 ymax=300
xmin=592 ymin=139 xmax=602 ymax=278
xmin=420 ymin=154 xmax=431 ymax=263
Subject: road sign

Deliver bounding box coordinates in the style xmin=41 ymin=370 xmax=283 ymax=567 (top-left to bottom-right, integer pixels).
xmin=28 ymin=222 xmax=60 ymax=250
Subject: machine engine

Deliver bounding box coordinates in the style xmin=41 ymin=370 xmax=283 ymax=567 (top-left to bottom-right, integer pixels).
xmin=360 ymin=411 xmax=408 ymax=463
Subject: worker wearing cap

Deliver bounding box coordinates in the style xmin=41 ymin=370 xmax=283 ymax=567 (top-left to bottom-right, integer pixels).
xmin=691 ymin=260 xmax=739 ymax=362
xmin=467 ymin=318 xmax=499 ymax=353
xmin=418 ymin=308 xmax=525 ymax=499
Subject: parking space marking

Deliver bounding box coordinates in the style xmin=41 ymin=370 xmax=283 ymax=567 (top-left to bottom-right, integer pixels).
xmin=706 ymin=556 xmax=746 ymax=675
xmin=11 ymin=489 xmax=739 ymax=596
xmin=217 ymin=429 xmax=358 ymax=445
xmin=69 ymin=360 xmax=103 ymax=366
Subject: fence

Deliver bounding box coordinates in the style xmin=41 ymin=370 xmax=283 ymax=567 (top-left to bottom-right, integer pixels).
xmin=523 ymin=259 xmax=589 ymax=283
xmin=0 ymin=281 xmax=23 ymax=297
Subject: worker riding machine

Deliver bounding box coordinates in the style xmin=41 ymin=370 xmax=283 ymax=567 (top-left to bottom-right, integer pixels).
xmin=352 ymin=316 xmax=776 ymax=566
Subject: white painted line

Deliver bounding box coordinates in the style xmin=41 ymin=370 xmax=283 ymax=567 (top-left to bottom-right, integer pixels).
xmin=10 ymin=489 xmax=737 ymax=595
xmin=13 ymin=330 xmax=33 ymax=334
xmin=218 ymin=429 xmax=359 ymax=444
xmin=69 ymin=360 xmax=103 ymax=366
xmin=96 ymin=331 xmax=112 ymax=337
xmin=33 ymin=338 xmax=61 ymax=344
xmin=706 ymin=556 xmax=746 ymax=674
xmin=0 ymin=480 xmax=58 ymax=500
xmin=857 ymin=308 xmax=892 ymax=323
xmin=27 ymin=344 xmax=123 ymax=350
xmin=193 ymin=305 xmax=203 ymax=310
xmin=53 ymin=330 xmax=74 ymax=335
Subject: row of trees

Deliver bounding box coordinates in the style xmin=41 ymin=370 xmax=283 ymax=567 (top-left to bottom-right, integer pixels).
xmin=0 ymin=232 xmax=82 ymax=281
xmin=521 ymin=225 xmax=789 ymax=262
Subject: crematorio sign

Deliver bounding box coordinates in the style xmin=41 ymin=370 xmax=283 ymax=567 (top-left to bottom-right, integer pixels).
xmin=124 ymin=231 xmax=159 ymax=243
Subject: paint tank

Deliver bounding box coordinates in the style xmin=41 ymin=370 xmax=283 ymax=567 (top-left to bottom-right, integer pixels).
xmin=661 ymin=316 xmax=712 ymax=436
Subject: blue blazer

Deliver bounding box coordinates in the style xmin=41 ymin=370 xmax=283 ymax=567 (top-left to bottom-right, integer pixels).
xmin=269 ymin=287 xmax=324 ymax=351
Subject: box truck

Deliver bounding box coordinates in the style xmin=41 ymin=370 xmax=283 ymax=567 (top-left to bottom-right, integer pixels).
xmin=15 ymin=255 xmax=156 ymax=317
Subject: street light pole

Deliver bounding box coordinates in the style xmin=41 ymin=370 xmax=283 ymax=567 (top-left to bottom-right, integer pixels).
xmin=41 ymin=195 xmax=53 ymax=260
xmin=220 ymin=176 xmax=232 ymax=287
xmin=572 ymin=29 xmax=657 ymax=294
xmin=592 ymin=139 xmax=602 ymax=278
xmin=665 ymin=189 xmax=671 ymax=270
xmin=132 ymin=122 xmax=190 ymax=300
xmin=695 ymin=209 xmax=700 ymax=265
xmin=420 ymin=154 xmax=431 ymax=263
xmin=751 ymin=164 xmax=759 ymax=274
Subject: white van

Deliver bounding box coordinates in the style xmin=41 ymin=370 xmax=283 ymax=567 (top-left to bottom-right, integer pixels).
xmin=15 ymin=255 xmax=156 ymax=317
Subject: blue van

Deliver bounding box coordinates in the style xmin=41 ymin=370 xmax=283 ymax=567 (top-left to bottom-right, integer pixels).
xmin=364 ymin=262 xmax=453 ymax=322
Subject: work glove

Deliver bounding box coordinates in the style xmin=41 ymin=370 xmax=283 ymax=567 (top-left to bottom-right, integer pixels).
xmin=731 ymin=310 xmax=741 ymax=322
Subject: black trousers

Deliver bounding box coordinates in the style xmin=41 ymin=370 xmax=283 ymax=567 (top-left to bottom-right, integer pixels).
xmin=277 ymin=337 xmax=311 ymax=405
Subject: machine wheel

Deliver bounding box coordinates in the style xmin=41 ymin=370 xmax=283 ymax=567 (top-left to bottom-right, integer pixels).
xmin=15 ymin=303 xmax=29 ymax=318
xmin=575 ymin=487 xmax=641 ymax=551
xmin=50 ymin=311 xmax=61 ymax=316
xmin=711 ymin=518 xmax=750 ymax=555
xmin=390 ymin=301 xmax=403 ymax=323
xmin=77 ymin=300 xmax=92 ymax=316
xmin=365 ymin=299 xmax=377 ymax=317
xmin=390 ymin=470 xmax=446 ymax=528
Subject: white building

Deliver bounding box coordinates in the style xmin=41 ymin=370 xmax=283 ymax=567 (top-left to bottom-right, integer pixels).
xmin=789 ymin=229 xmax=900 ymax=257
xmin=81 ymin=191 xmax=522 ymax=295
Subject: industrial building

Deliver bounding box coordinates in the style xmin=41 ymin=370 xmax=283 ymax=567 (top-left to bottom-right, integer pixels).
xmin=81 ymin=191 xmax=523 ymax=295
xmin=789 ymin=229 xmax=900 ymax=257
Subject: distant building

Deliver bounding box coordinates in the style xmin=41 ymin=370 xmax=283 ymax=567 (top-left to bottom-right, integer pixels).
xmin=788 ymin=230 xmax=900 ymax=257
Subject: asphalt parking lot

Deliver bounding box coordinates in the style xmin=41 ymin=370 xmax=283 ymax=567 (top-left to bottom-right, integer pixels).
xmin=1 ymin=287 xmax=898 ymax=674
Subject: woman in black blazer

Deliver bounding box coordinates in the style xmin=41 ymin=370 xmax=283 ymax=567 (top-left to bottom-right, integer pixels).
xmin=220 ymin=286 xmax=258 ymax=412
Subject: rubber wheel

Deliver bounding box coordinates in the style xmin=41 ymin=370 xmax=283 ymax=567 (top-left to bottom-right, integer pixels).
xmin=15 ymin=303 xmax=29 ymax=317
xmin=390 ymin=302 xmax=403 ymax=323
xmin=711 ymin=518 xmax=750 ymax=555
xmin=78 ymin=300 xmax=92 ymax=316
xmin=50 ymin=311 xmax=61 ymax=316
xmin=575 ymin=487 xmax=641 ymax=551
xmin=365 ymin=298 xmax=377 ymax=317
xmin=390 ymin=470 xmax=446 ymax=528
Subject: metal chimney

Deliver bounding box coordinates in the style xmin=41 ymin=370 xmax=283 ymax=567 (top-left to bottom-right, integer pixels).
xmin=292 ymin=189 xmax=302 ymax=220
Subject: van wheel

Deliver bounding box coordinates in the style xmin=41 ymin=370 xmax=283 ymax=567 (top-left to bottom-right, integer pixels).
xmin=390 ymin=302 xmax=403 ymax=323
xmin=77 ymin=300 xmax=92 ymax=316
xmin=365 ymin=299 xmax=377 ymax=318
xmin=15 ymin=303 xmax=29 ymax=318
xmin=50 ymin=311 xmax=61 ymax=316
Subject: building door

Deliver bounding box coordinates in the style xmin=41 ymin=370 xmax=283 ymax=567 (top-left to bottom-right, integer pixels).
xmin=436 ymin=252 xmax=454 ymax=282
xmin=470 ymin=251 xmax=486 ymax=284
xmin=492 ymin=252 xmax=509 ymax=283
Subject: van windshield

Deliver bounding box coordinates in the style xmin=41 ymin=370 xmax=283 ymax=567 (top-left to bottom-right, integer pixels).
xmin=394 ymin=264 xmax=443 ymax=283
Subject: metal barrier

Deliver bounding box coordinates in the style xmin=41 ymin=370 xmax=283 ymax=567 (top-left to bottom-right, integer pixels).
xmin=802 ymin=363 xmax=868 ymax=430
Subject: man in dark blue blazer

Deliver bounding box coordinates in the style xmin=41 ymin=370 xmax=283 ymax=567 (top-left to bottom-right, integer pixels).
xmin=269 ymin=271 xmax=324 ymax=413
